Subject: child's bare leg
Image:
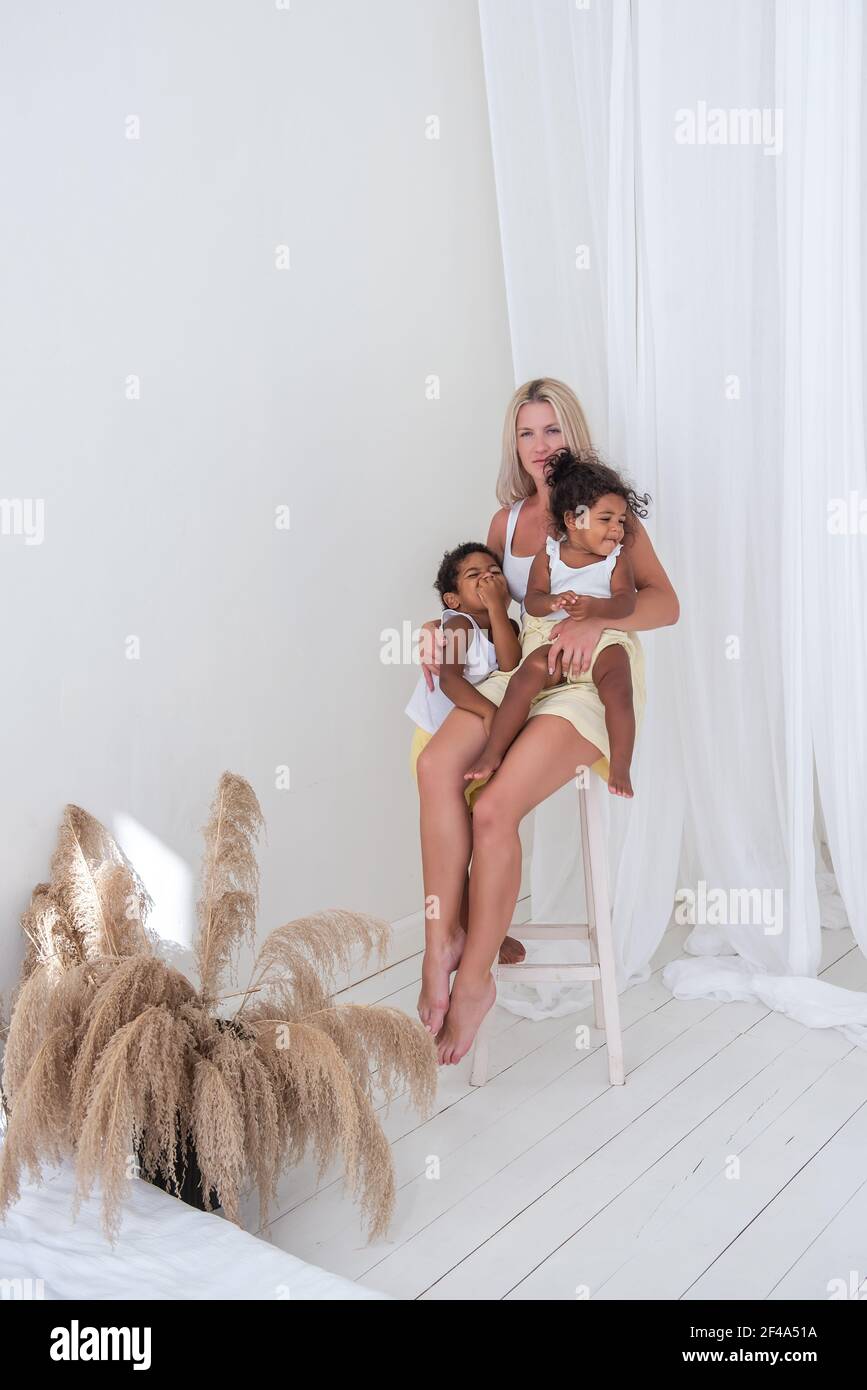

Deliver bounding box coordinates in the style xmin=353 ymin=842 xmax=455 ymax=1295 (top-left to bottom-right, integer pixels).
xmin=465 ymin=647 xmax=563 ymax=782
xmin=592 ymin=645 xmax=635 ymax=798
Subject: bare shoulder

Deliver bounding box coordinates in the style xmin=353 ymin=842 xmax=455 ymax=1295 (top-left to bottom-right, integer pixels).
xmin=486 ymin=506 xmax=510 ymax=558
xmin=528 ymin=546 xmax=551 ymax=576
xmin=624 ymin=514 xmax=655 ymax=562
xmin=622 ymin=513 xmax=647 ymax=549
xmin=625 ymin=515 xmax=671 ymax=588
xmin=614 ymin=540 xmax=635 ymax=571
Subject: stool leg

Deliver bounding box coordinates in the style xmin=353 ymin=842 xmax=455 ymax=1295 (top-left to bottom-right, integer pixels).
xmin=579 ymin=785 xmax=606 ymax=1032
xmin=592 ymin=977 xmax=605 ymax=1033
xmin=578 ymin=795 xmax=605 ymax=1034
xmin=585 ymin=778 xmax=625 ymax=1086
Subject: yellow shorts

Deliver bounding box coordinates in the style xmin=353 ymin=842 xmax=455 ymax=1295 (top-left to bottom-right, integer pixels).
xmin=409 ymin=725 xmax=489 ymax=811
xmin=473 ymin=617 xmax=646 ymax=782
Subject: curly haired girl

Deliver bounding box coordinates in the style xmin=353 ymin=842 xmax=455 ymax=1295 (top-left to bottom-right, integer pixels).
xmin=464 ymin=448 xmax=651 ymax=797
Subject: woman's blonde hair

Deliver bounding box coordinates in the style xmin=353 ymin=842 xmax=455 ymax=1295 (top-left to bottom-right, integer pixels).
xmin=495 ymin=378 xmax=593 ymax=507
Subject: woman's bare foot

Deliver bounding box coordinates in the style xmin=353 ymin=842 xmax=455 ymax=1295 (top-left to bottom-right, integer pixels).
xmin=464 ymin=746 xmax=503 ymax=783
xmin=436 ymin=971 xmax=497 ymax=1065
xmin=608 ymin=760 xmax=633 ymax=798
xmin=418 ymin=928 xmax=466 ymax=1035
xmin=498 ymin=935 xmax=526 ymax=964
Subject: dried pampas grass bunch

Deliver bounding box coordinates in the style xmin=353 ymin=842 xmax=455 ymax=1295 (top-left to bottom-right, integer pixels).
xmin=0 ymin=773 xmax=436 ymax=1242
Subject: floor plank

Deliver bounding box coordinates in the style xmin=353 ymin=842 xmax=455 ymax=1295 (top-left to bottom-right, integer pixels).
xmin=255 ymin=921 xmax=867 ymax=1303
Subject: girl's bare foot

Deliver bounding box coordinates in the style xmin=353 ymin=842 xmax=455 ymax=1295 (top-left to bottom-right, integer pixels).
xmin=436 ymin=971 xmax=497 ymax=1065
xmin=608 ymin=760 xmax=633 ymax=798
xmin=418 ymin=928 xmax=466 ymax=1035
xmin=464 ymin=747 xmax=503 ymax=782
xmin=498 ymin=935 xmax=526 ymax=964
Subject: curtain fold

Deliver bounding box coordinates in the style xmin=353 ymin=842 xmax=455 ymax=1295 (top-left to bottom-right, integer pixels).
xmin=478 ymin=0 xmax=866 ymax=1039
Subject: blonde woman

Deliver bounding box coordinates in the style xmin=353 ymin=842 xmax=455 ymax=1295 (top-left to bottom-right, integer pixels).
xmin=416 ymin=378 xmax=679 ymax=1064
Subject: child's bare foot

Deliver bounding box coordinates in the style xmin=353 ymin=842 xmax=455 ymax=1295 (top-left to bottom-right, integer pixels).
xmin=608 ymin=760 xmax=633 ymax=798
xmin=436 ymin=971 xmax=497 ymax=1065
xmin=464 ymin=746 xmax=503 ymax=782
xmin=498 ymin=935 xmax=526 ymax=965
xmin=418 ymin=928 xmax=465 ymax=1035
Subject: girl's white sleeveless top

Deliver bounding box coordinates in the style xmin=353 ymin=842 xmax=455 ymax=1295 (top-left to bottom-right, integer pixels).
xmin=546 ymin=536 xmax=622 ymax=612
xmin=502 ymin=500 xmax=535 ymax=612
xmin=405 ymin=609 xmax=499 ymax=734
xmin=502 ymin=501 xmax=623 ymax=615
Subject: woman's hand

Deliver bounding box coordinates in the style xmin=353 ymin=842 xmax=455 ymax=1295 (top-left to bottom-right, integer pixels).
xmin=419 ymin=618 xmax=443 ymax=691
xmin=546 ymin=615 xmax=605 ymax=678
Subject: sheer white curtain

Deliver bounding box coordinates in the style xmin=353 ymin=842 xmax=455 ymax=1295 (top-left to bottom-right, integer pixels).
xmin=478 ymin=0 xmax=867 ymax=1039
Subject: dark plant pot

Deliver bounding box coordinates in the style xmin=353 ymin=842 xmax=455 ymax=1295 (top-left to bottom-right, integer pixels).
xmin=138 ymin=1133 xmax=221 ymax=1213
xmin=138 ymin=1022 xmax=248 ymax=1212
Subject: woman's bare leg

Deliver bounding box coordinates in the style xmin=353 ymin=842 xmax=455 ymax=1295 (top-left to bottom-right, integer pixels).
xmin=437 ymin=715 xmax=603 ymax=1064
xmin=415 ymin=710 xmax=484 ymax=1034
xmin=457 ymin=873 xmax=524 ymax=965
xmin=416 ymin=710 xmax=527 ymax=1034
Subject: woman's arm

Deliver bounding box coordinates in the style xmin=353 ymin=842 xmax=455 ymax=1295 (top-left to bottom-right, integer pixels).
xmin=596 ymin=520 xmax=678 ymax=631
xmin=485 ymin=507 xmax=508 ymax=562
xmin=547 ymin=520 xmax=678 ymax=676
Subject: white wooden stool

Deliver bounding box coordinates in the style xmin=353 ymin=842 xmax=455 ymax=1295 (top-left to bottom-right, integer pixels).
xmin=469 ymin=772 xmax=625 ymax=1088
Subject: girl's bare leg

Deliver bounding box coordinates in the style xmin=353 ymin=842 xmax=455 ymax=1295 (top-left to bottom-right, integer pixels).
xmin=437 ymin=715 xmax=603 ymax=1064
xmin=592 ymin=645 xmax=635 ymax=798
xmin=464 ymin=647 xmax=562 ymax=783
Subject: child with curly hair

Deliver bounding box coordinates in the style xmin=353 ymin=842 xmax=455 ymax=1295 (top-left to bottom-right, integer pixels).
xmin=406 ymin=542 xmax=521 ymax=789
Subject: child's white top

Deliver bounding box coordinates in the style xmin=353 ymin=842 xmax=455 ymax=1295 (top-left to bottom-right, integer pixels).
xmin=546 ymin=537 xmax=622 ymax=614
xmin=405 ymin=609 xmax=499 ymax=734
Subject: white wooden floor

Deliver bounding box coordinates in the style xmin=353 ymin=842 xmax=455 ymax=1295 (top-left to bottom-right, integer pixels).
xmin=244 ymin=915 xmax=867 ymax=1301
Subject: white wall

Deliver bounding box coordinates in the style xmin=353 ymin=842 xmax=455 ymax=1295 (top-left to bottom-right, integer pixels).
xmin=0 ymin=0 xmax=514 ymax=993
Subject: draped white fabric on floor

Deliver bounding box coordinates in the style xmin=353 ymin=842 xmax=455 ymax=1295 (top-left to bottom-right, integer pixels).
xmin=478 ymin=0 xmax=867 ymax=1036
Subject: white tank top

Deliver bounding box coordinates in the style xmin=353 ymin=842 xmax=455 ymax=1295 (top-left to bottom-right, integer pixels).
xmin=502 ymin=500 xmax=535 ymax=613
xmin=405 ymin=609 xmax=500 ymax=734
xmin=546 ymin=536 xmax=622 ymax=613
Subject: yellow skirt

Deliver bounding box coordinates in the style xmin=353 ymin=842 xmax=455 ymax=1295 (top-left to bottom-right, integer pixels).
xmin=473 ymin=617 xmax=646 ymax=782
